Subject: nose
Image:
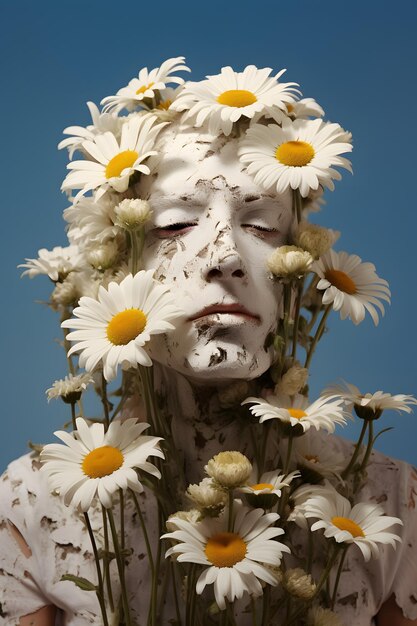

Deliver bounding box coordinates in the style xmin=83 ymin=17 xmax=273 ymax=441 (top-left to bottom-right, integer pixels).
xmin=203 ymin=224 xmax=247 ymax=282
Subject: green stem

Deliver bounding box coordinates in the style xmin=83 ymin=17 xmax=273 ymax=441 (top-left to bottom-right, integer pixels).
xmin=107 ymin=508 xmax=132 ymax=626
xmin=291 ymin=277 xmax=305 ymax=360
xmin=119 ymin=489 xmax=125 ymax=552
xmin=282 ymin=283 xmax=292 ymax=361
xmin=293 ymin=189 xmax=302 ymax=225
xmin=251 ymin=598 xmax=259 ymax=626
xmin=304 ymin=304 xmax=332 ymax=370
xmin=170 ymin=560 xmax=182 ymax=626
xmin=61 ymin=314 xmax=76 ymax=376
xmin=259 ymin=421 xmax=272 ymax=476
xmin=186 ymin=564 xmax=197 ymax=626
xmin=283 ymin=433 xmax=294 ymax=475
xmin=149 ymin=507 xmax=163 ymax=626
xmin=129 ymin=228 xmax=145 ymax=275
xmin=129 ymin=489 xmax=155 ymax=576
xmin=101 ymin=506 xmax=114 ymax=613
xmin=278 ymin=434 xmax=294 ymax=517
xmin=261 ymin=586 xmax=270 ymax=626
xmin=225 ymin=599 xmax=236 ymax=625
xmin=341 ymin=419 xmax=369 ymax=480
xmin=83 ymin=512 xmax=109 ymax=626
xmin=331 ymin=546 xmax=348 ymax=609
xmin=101 ymin=374 xmax=110 ymax=430
xmin=359 ymin=419 xmax=374 ymax=474
xmin=70 ymin=402 xmax=77 ymax=431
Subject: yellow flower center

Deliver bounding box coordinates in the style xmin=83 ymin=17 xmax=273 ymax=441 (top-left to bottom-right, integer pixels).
xmin=288 ymin=408 xmax=307 ymax=420
xmin=82 ymin=445 xmax=124 ymax=478
xmin=331 ymin=516 xmax=365 ymax=538
xmin=205 ymin=532 xmax=247 ymax=567
xmin=106 ymin=308 xmax=147 ymax=345
xmin=286 ymin=103 xmax=295 ymax=113
xmin=105 ymin=150 xmax=139 ymax=179
xmin=136 ymin=82 xmax=154 ymax=95
xmin=216 ymin=89 xmax=257 ymax=108
xmin=275 ymin=141 xmax=315 ymax=167
xmin=158 ymin=99 xmax=172 ymax=110
xmin=251 ymin=482 xmax=274 ymax=491
xmin=324 ymin=269 xmax=357 ymax=295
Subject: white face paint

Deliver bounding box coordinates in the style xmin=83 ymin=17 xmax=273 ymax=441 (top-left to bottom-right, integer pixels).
xmin=139 ymin=127 xmax=293 ymax=383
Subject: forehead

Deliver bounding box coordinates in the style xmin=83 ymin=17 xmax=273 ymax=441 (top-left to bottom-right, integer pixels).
xmin=139 ymin=127 xmax=292 ymax=210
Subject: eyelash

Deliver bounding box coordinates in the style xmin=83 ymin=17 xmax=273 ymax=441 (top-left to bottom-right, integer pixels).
xmin=154 ymin=223 xmax=280 ymax=237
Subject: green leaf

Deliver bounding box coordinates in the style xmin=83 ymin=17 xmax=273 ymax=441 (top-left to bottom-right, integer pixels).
xmin=372 ymin=426 xmax=394 ymax=445
xmin=61 ymin=574 xmax=97 ymax=591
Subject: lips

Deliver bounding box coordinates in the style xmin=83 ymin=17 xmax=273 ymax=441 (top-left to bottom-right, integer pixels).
xmin=189 ymin=303 xmax=261 ymax=322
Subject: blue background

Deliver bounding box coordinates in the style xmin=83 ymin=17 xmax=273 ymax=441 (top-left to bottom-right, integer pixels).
xmin=1 ymin=0 xmax=416 ymax=470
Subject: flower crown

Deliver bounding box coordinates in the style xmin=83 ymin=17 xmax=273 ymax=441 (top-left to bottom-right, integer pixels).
xmin=59 ymin=56 xmax=352 ymax=210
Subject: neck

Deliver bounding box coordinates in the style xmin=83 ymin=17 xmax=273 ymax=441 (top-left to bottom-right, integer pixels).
xmin=153 ymin=363 xmax=254 ymax=488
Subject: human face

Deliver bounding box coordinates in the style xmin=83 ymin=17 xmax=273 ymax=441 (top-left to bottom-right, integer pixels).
xmin=139 ymin=130 xmax=293 ymax=383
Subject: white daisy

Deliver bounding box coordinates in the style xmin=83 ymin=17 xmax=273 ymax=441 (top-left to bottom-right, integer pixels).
xmin=171 ymin=64 xmax=298 ymax=136
xmin=40 ymin=417 xmax=164 ymax=511
xmin=292 ymin=431 xmax=346 ymax=481
xmin=240 ymin=469 xmax=300 ymax=498
xmin=162 ymin=500 xmax=289 ymax=609
xmin=323 ymin=380 xmax=417 ymax=419
xmin=303 ymin=489 xmax=403 ymax=561
xmin=313 ymin=250 xmax=391 ymax=325
xmin=101 ymin=57 xmax=190 ymax=114
xmin=61 ymin=114 xmax=166 ymax=202
xmin=19 ymin=245 xmax=83 ymax=281
xmin=64 ymin=195 xmax=119 ymax=247
xmin=238 ymin=118 xmax=352 ymax=197
xmin=287 ymin=483 xmax=337 ymax=530
xmin=46 ymin=373 xmax=93 ymax=403
xmin=242 ymin=393 xmax=346 ymax=433
xmin=285 ymin=97 xmax=324 ymax=120
xmin=58 ymin=102 xmax=123 ymax=159
xmin=61 ymin=270 xmax=183 ymax=381
xmin=151 ymin=86 xmax=184 ymax=121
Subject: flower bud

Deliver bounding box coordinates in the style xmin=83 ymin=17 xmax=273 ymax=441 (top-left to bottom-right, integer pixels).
xmin=267 ymin=245 xmax=313 ymax=279
xmin=282 ymin=568 xmax=317 ymax=600
xmin=276 ymin=363 xmax=309 ymax=396
xmin=86 ymin=240 xmax=119 ymax=271
xmin=296 ymin=222 xmax=338 ymax=259
xmin=114 ymin=199 xmax=152 ymax=230
xmin=166 ymin=509 xmax=201 ymax=532
xmin=186 ymin=478 xmax=227 ymax=516
xmin=205 ymin=451 xmax=252 ymax=489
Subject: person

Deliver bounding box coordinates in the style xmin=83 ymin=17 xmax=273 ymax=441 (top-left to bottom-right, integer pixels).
xmin=1 ymin=98 xmax=417 ymax=626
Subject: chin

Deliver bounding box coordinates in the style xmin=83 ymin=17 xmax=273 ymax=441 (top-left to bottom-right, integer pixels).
xmin=148 ymin=334 xmax=273 ymax=384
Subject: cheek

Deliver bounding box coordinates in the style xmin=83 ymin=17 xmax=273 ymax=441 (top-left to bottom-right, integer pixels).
xmin=143 ymin=238 xmax=202 ymax=287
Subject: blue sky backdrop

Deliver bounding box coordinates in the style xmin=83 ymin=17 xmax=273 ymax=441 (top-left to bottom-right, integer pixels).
xmin=1 ymin=1 xmax=416 ymax=470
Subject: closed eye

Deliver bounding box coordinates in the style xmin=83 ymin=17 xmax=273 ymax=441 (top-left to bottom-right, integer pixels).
xmin=153 ymin=222 xmax=197 ymax=238
xmin=242 ymin=224 xmax=281 ymax=238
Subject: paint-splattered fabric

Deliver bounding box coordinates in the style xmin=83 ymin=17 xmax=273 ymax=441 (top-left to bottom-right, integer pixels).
xmin=0 ymin=438 xmax=416 ymax=625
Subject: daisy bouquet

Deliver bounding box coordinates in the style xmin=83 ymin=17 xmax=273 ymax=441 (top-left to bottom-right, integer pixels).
xmin=19 ymin=57 xmax=417 ymax=625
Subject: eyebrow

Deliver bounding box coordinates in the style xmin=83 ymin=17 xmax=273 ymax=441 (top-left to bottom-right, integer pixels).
xmin=149 ymin=194 xmax=206 ymax=210
xmin=232 ymin=190 xmax=286 ymax=207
